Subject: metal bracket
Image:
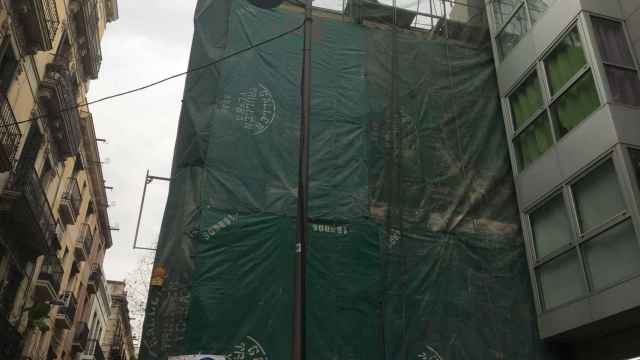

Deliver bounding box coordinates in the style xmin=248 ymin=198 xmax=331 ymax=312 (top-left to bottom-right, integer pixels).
xmin=133 ymin=169 xmax=171 ymax=251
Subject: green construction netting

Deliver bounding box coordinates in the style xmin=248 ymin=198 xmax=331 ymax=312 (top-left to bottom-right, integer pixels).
xmin=140 ymin=0 xmax=563 ymax=359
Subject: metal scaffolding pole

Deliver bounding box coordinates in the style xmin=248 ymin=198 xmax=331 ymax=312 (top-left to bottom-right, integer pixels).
xmin=293 ymin=0 xmax=313 ymax=359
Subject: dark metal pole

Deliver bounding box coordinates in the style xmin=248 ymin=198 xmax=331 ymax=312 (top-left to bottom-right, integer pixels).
xmin=133 ymin=169 xmax=151 ymax=250
xmin=293 ymin=1 xmax=312 ymax=359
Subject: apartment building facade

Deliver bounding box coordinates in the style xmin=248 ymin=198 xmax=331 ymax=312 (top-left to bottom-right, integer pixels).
xmin=102 ymin=281 xmax=135 ymax=360
xmin=0 ymin=0 xmax=118 ymax=359
xmin=486 ymin=0 xmax=640 ymax=357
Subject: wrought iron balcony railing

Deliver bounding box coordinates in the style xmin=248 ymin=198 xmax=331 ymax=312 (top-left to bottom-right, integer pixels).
xmin=87 ymin=263 xmax=102 ymax=294
xmin=60 ymin=177 xmax=82 ymax=225
xmin=55 ymin=291 xmax=77 ymax=329
xmin=75 ymin=223 xmax=94 ymax=261
xmin=38 ymin=63 xmax=82 ymax=158
xmin=73 ymin=0 xmax=102 ymax=79
xmin=0 ymin=91 xmax=21 ymax=172
xmin=0 ymin=313 xmax=23 ymax=359
xmin=35 ymin=254 xmax=63 ymax=302
xmin=10 ymin=0 xmax=59 ymax=55
xmin=72 ymin=321 xmax=89 ymax=353
xmin=0 ymin=166 xmax=59 ymax=261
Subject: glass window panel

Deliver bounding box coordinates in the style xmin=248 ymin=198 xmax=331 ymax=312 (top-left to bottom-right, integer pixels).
xmin=583 ymin=219 xmax=640 ymax=291
xmin=544 ymin=28 xmax=587 ymax=94
xmin=510 ymin=71 xmax=544 ymax=129
xmin=538 ymin=250 xmax=586 ymax=309
xmin=573 ymin=160 xmax=626 ymax=233
xmin=531 ymin=194 xmax=573 ymax=259
xmin=605 ymin=65 xmax=640 ymax=107
xmin=492 ymin=0 xmax=522 ymax=30
xmin=551 ymin=71 xmax=600 ymax=137
xmin=497 ymin=5 xmax=529 ymax=60
xmin=591 ymin=17 xmax=635 ymax=67
xmin=528 ymin=0 xmax=557 ymax=24
xmin=514 ymin=113 xmax=553 ymax=170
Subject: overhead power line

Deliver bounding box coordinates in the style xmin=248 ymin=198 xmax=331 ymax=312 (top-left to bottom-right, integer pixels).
xmin=8 ymin=22 xmax=304 ymax=128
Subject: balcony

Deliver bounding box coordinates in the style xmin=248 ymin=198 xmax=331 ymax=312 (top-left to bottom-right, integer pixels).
xmin=59 ymin=178 xmax=81 ymax=225
xmin=34 ymin=255 xmax=63 ymax=303
xmin=0 ymin=314 xmax=23 ymax=359
xmin=72 ymin=0 xmax=102 ymax=79
xmin=74 ymin=224 xmax=94 ymax=261
xmin=0 ymin=166 xmax=59 ymax=261
xmin=38 ymin=63 xmax=82 ymax=159
xmin=81 ymin=339 xmax=105 ymax=360
xmin=72 ymin=321 xmax=89 ymax=353
xmin=0 ymin=92 xmax=21 ymax=172
xmin=55 ymin=291 xmax=77 ymax=329
xmin=87 ymin=264 xmax=102 ymax=295
xmin=9 ymin=0 xmax=59 ymax=55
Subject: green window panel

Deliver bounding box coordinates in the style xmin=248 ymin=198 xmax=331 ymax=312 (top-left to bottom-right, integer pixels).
xmin=572 ymin=160 xmax=626 ymax=234
xmin=497 ymin=5 xmax=529 ymax=60
xmin=551 ymin=71 xmax=599 ymax=137
xmin=513 ymin=112 xmax=553 ymax=170
xmin=531 ymin=194 xmax=573 ymax=259
xmin=544 ymin=27 xmax=587 ymax=95
xmin=538 ymin=250 xmax=586 ymax=309
xmin=492 ymin=0 xmax=522 ymax=30
xmin=528 ymin=0 xmax=556 ymax=24
xmin=510 ymin=71 xmax=544 ymax=129
xmin=583 ymin=219 xmax=640 ymax=291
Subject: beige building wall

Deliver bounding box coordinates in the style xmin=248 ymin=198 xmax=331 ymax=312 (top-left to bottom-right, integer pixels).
xmin=0 ymin=0 xmax=118 ymax=359
xmin=103 ymin=281 xmax=136 ymax=360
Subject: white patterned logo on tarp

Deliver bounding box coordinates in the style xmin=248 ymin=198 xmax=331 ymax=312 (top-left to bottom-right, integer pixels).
xmin=215 ymin=83 xmax=276 ymax=135
xmin=225 ymin=336 xmax=269 ymax=360
xmin=207 ymin=213 xmax=239 ymax=237
xmin=417 ymin=345 xmax=444 ymax=360
xmin=169 ymin=355 xmax=225 ymax=360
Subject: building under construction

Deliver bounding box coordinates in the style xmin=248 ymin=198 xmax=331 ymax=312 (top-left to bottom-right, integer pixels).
xmin=139 ymin=0 xmax=640 ymax=359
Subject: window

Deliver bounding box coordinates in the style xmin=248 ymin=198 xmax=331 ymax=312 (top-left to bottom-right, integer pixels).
xmin=544 ymin=28 xmax=587 ymax=95
xmin=513 ymin=112 xmax=553 ymax=170
xmin=537 ymin=250 xmax=586 ymax=309
xmin=529 ymin=159 xmax=640 ymax=310
xmin=497 ymin=5 xmax=529 ymax=59
xmin=0 ymin=36 xmax=18 ymax=94
xmin=572 ymin=160 xmax=625 ymax=233
xmin=508 ymin=26 xmax=602 ymax=171
xmin=550 ymin=71 xmax=600 ymax=137
xmin=510 ymin=71 xmax=544 ymax=128
xmin=527 ymin=0 xmax=556 ymax=24
xmin=531 ymin=194 xmax=573 ymax=258
xmin=491 ymin=0 xmax=556 ymax=60
xmin=509 ymin=71 xmax=554 ymax=170
xmin=591 ymin=17 xmax=640 ymax=107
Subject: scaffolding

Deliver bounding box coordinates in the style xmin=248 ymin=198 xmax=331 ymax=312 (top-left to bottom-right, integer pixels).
xmin=138 ymin=0 xmax=560 ymax=359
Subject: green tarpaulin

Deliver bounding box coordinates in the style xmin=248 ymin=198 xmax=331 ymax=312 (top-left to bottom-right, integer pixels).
xmin=140 ymin=1 xmax=561 ymax=359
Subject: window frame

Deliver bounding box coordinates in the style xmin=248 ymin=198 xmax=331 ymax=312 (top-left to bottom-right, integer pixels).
xmin=525 ymin=153 xmax=640 ymax=312
xmin=585 ymin=15 xmax=640 ymax=108
xmin=506 ymin=20 xmax=605 ymax=173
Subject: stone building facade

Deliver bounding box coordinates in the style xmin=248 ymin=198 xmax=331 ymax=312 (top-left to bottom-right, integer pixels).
xmin=0 ymin=0 xmax=118 ymax=359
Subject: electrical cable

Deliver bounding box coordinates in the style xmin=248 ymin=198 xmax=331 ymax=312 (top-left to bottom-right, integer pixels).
xmin=7 ymin=22 xmax=304 ymax=128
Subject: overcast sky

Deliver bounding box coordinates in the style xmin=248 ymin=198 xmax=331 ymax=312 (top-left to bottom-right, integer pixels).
xmin=88 ymin=0 xmax=197 ymax=282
